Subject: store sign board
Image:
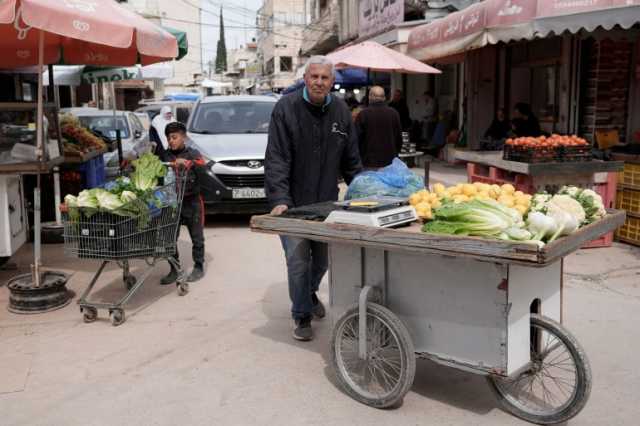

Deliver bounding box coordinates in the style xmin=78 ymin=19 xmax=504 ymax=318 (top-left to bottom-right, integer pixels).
xmin=82 ymin=67 xmax=140 ymax=84
xmin=536 ymin=0 xmax=614 ymax=18
xmin=440 ymin=2 xmax=487 ymax=42
xmin=612 ymin=0 xmax=640 ymax=5
xmin=359 ymin=0 xmax=404 ymax=38
xmin=487 ymin=0 xmax=538 ymax=27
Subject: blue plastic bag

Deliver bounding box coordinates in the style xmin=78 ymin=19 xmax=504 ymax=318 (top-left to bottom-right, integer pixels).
xmin=345 ymin=158 xmax=424 ymax=200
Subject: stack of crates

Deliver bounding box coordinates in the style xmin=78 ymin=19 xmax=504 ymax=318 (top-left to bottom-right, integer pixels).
xmin=616 ymin=161 xmax=640 ymax=246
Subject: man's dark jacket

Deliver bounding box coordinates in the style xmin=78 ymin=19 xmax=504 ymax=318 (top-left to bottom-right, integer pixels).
xmin=355 ymin=102 xmax=403 ymax=168
xmin=265 ymin=89 xmax=363 ymax=208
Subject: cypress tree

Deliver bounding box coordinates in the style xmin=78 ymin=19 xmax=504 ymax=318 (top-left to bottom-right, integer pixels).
xmin=215 ymin=7 xmax=228 ymax=74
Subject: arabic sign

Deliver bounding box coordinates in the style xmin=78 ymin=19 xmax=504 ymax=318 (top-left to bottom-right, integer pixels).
xmin=536 ymin=0 xmax=614 ymax=18
xmin=359 ymin=0 xmax=405 ymax=38
xmin=487 ymin=0 xmax=538 ymax=27
xmin=440 ymin=2 xmax=487 ymax=42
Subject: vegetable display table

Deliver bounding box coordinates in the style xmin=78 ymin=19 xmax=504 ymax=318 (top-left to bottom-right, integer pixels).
xmin=251 ymin=210 xmax=625 ymax=424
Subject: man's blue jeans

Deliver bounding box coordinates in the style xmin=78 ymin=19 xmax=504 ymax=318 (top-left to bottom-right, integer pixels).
xmin=280 ymin=236 xmax=328 ymax=320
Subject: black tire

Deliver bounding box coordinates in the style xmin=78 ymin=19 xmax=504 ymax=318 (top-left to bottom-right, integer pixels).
xmin=82 ymin=306 xmax=98 ymax=323
xmin=110 ymin=309 xmax=125 ymax=327
xmin=330 ymin=303 xmax=416 ymax=409
xmin=177 ymin=281 xmax=189 ymax=296
xmin=488 ymin=314 xmax=592 ymax=425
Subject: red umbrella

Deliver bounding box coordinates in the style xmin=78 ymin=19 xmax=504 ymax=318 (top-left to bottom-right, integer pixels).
xmin=327 ymin=41 xmax=441 ymax=75
xmin=0 ymin=0 xmax=178 ymax=68
xmin=0 ymin=0 xmax=179 ymax=287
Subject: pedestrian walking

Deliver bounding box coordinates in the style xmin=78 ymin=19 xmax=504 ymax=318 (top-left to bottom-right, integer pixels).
xmin=150 ymin=106 xmax=175 ymax=158
xmin=355 ymin=86 xmax=402 ymax=169
xmin=159 ymin=122 xmax=207 ymax=284
xmin=265 ymin=56 xmax=363 ymax=341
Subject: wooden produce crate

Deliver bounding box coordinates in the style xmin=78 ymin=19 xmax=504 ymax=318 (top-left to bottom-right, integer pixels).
xmin=616 ymin=213 xmax=640 ymax=247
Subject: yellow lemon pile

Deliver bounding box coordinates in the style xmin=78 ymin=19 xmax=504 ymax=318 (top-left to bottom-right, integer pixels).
xmin=409 ymin=182 xmax=533 ymax=219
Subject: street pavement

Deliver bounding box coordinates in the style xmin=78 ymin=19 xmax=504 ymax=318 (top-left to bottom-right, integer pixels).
xmin=1 ymin=163 xmax=639 ymax=426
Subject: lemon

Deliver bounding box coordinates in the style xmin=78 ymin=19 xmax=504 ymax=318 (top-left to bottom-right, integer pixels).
xmin=498 ymin=195 xmax=515 ymax=208
xmin=431 ymin=199 xmax=442 ymax=209
xmin=433 ymin=183 xmax=446 ymax=195
xmin=462 ymin=184 xmax=478 ymax=196
xmin=501 ymin=183 xmax=516 ymax=194
xmin=409 ymin=193 xmax=422 ymax=206
xmin=514 ymin=204 xmax=528 ymax=216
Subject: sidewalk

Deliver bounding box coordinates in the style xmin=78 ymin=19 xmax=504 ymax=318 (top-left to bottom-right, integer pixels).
xmin=1 ymin=217 xmax=639 ymax=425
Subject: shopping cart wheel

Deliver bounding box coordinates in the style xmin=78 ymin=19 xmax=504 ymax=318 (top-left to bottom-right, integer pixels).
xmin=331 ymin=302 xmax=416 ymax=409
xmin=109 ymin=308 xmax=126 ymax=326
xmin=488 ymin=314 xmax=592 ymax=425
xmin=177 ymin=281 xmax=189 ymax=296
xmin=82 ymin=306 xmax=98 ymax=323
xmin=124 ymin=275 xmax=136 ymax=291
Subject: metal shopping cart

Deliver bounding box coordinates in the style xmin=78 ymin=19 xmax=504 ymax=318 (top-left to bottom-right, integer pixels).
xmin=62 ymin=166 xmax=189 ymax=326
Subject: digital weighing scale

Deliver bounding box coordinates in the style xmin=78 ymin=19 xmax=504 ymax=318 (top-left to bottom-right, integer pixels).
xmin=324 ymin=196 xmax=418 ymax=228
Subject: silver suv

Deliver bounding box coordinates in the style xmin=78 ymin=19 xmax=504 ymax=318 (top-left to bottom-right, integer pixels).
xmin=186 ymin=95 xmax=277 ymax=214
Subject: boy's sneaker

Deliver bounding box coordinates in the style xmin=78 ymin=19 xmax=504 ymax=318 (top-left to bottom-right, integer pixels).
xmin=311 ymin=293 xmax=326 ymax=319
xmin=160 ymin=268 xmax=178 ymax=285
xmin=293 ymin=317 xmax=313 ymax=341
xmin=187 ymin=264 xmax=204 ymax=282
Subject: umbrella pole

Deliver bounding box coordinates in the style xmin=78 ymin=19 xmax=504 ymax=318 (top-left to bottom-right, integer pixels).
xmin=48 ymin=65 xmax=63 ymax=226
xmin=32 ymin=29 xmax=45 ymax=288
xmin=111 ymin=82 xmax=124 ymax=174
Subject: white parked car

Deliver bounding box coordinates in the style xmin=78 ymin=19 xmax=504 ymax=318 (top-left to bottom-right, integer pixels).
xmin=186 ymin=95 xmax=277 ymax=214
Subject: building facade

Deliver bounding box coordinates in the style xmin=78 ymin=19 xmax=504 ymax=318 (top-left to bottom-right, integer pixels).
xmin=301 ymin=0 xmax=340 ymax=56
xmin=226 ymin=41 xmax=260 ymax=93
xmin=256 ymin=0 xmax=307 ymax=92
xmin=121 ymin=0 xmax=204 ymax=95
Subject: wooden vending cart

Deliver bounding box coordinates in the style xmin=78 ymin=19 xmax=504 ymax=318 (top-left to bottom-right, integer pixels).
xmin=252 ymin=210 xmax=625 ymax=425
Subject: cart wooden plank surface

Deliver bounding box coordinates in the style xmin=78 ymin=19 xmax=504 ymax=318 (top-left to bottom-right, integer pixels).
xmin=251 ymin=210 xmax=626 ymax=266
xmin=0 ymin=157 xmax=64 ymax=175
xmin=455 ymin=150 xmax=624 ymax=176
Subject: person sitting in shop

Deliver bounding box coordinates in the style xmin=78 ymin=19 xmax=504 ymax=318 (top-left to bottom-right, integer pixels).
xmin=512 ymin=103 xmax=542 ymax=137
xmin=160 ymin=122 xmax=207 ymax=284
xmin=485 ymin=108 xmax=511 ymax=141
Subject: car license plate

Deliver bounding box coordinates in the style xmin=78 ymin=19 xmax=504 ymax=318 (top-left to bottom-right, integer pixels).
xmin=232 ymin=188 xmax=265 ymax=199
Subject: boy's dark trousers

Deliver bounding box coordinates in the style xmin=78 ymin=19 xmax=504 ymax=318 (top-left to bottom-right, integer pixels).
xmin=172 ymin=196 xmax=205 ymax=268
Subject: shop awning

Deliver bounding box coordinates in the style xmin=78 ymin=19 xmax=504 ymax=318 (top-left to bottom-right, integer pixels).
xmin=408 ymin=0 xmax=640 ymax=62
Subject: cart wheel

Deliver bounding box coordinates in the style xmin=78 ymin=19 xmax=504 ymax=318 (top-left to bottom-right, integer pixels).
xmin=330 ymin=303 xmax=416 ymax=408
xmin=177 ymin=281 xmax=189 ymax=296
xmin=124 ymin=275 xmax=136 ymax=291
xmin=488 ymin=314 xmax=592 ymax=425
xmin=109 ymin=309 xmax=126 ymax=327
xmin=82 ymin=307 xmax=98 ymax=323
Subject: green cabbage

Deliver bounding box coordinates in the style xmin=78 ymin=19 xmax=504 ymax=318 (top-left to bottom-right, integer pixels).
xmin=120 ymin=191 xmax=138 ymax=203
xmin=131 ymin=153 xmax=166 ymax=191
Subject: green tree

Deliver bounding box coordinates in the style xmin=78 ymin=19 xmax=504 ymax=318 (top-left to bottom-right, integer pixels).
xmin=215 ymin=7 xmax=227 ymax=74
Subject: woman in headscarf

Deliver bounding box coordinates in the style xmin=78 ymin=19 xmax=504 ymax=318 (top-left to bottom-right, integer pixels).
xmin=150 ymin=106 xmax=175 ymax=157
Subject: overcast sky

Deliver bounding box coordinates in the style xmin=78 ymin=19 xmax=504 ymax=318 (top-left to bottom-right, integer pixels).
xmin=200 ymin=0 xmax=264 ymax=70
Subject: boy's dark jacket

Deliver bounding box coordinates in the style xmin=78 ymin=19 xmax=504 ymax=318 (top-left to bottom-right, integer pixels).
xmin=161 ymin=146 xmax=206 ymax=201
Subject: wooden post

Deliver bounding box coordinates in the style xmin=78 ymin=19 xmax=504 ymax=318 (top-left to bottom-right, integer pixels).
xmin=424 ymin=157 xmax=430 ymax=188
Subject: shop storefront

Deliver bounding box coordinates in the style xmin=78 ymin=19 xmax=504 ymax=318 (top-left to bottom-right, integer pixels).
xmin=408 ymin=0 xmax=640 ymax=150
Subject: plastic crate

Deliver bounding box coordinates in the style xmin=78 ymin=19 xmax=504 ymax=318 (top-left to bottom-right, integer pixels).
xmin=616 ymin=214 xmax=640 ymax=247
xmin=78 ymin=155 xmax=106 ymax=189
xmin=616 ymin=188 xmax=640 ymax=216
xmin=503 ymin=145 xmax=592 ymax=163
xmin=619 ymin=162 xmax=640 ymax=189
xmin=582 ymin=173 xmax=617 ymax=249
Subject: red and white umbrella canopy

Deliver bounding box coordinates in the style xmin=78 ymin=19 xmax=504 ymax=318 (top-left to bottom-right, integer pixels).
xmin=327 ymin=41 xmax=441 ymax=75
xmin=0 ymin=0 xmax=178 ymax=69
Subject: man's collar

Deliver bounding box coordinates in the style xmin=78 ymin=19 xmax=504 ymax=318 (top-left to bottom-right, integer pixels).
xmin=303 ymin=87 xmax=332 ymax=108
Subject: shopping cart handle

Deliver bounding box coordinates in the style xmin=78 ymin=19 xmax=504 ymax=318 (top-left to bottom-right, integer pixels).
xmin=164 ymin=160 xmax=193 ymax=170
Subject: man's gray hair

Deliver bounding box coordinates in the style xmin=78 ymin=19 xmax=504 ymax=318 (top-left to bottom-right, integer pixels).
xmin=304 ymin=55 xmax=335 ymax=77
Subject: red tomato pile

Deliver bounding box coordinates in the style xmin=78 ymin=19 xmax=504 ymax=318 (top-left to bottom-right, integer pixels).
xmin=505 ymin=135 xmax=589 ymax=149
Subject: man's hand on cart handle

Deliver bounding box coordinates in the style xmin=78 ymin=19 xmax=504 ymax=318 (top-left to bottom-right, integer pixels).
xmin=271 ymin=205 xmax=288 ymax=216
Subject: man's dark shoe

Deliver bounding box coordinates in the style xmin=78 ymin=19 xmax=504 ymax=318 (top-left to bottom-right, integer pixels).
xmin=311 ymin=293 xmax=326 ymax=319
xmin=293 ymin=317 xmax=313 ymax=341
xmin=187 ymin=265 xmax=204 ymax=282
xmin=160 ymin=268 xmax=178 ymax=285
